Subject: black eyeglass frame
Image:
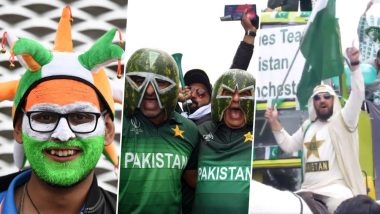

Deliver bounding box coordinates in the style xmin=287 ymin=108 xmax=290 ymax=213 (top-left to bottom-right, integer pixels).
xmin=23 ymin=110 xmax=104 ymax=134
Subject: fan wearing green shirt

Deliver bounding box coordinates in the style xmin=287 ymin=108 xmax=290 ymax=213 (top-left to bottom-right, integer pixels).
xmin=118 ymin=48 xmax=200 ymax=214
xmin=193 ymin=69 xmax=255 ymax=214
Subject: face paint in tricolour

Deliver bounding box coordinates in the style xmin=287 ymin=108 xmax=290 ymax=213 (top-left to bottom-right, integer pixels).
xmin=22 ymin=133 xmax=104 ymax=186
xmin=22 ymin=103 xmax=106 ymax=186
xmin=22 ymin=103 xmax=104 ymax=141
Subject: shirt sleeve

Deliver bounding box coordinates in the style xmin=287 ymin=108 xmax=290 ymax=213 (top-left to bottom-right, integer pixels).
xmin=230 ymin=41 xmax=254 ymax=70
xmin=341 ymin=68 xmax=365 ymax=130
xmin=272 ymin=127 xmax=304 ymax=153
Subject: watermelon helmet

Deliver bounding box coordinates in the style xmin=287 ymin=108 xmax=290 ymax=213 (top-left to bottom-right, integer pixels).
xmin=211 ymin=69 xmax=255 ymax=126
xmin=124 ymin=48 xmax=179 ymax=117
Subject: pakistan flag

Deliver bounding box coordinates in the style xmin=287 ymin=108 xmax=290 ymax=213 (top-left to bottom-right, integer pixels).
xmin=297 ymin=0 xmax=344 ymax=109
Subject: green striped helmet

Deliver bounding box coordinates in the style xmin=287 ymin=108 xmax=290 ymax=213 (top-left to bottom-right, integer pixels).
xmin=124 ymin=48 xmax=179 ymax=117
xmin=211 ymin=69 xmax=255 ymax=126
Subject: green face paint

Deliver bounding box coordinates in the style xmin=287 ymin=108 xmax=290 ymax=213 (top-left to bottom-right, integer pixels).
xmin=22 ymin=133 xmax=104 ymax=186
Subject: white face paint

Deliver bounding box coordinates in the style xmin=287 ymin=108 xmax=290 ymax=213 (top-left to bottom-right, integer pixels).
xmin=22 ymin=102 xmax=105 ymax=141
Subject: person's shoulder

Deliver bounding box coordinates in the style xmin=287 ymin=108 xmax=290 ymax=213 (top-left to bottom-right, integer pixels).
xmin=194 ymin=113 xmax=212 ymax=125
xmin=86 ymin=174 xmax=116 ymax=213
xmin=98 ymin=187 xmax=117 ymax=202
xmin=95 ymin=187 xmax=117 ymax=213
xmin=174 ymin=111 xmax=197 ymax=130
xmin=0 ymin=170 xmax=26 ymax=192
xmin=198 ymin=120 xmax=217 ymax=135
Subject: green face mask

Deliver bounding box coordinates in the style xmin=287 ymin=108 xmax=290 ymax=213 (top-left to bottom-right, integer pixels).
xmin=22 ymin=133 xmax=104 ymax=186
xmin=124 ymin=48 xmax=179 ymax=117
xmin=211 ymin=69 xmax=256 ymax=126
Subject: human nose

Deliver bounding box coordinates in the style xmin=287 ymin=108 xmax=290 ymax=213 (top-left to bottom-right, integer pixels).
xmin=190 ymin=89 xmax=197 ymax=98
xmin=51 ymin=117 xmax=75 ymax=141
xmin=232 ymin=92 xmax=240 ymax=102
xmin=145 ymin=82 xmax=155 ymax=95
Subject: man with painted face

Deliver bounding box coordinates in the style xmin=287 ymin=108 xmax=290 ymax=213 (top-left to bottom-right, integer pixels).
xmin=193 ymin=69 xmax=255 ymax=214
xmin=1 ymin=78 xmax=116 ymax=214
xmin=0 ymin=7 xmax=123 ymax=214
xmin=265 ymin=47 xmax=366 ymax=213
xmin=118 ymin=48 xmax=199 ymax=213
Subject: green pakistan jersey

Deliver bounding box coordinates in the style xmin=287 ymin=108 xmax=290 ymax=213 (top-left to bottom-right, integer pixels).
xmin=118 ymin=111 xmax=199 ymax=214
xmin=193 ymin=121 xmax=253 ymax=214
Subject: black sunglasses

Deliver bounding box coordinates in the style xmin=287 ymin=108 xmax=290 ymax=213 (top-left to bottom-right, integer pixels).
xmin=313 ymin=93 xmax=332 ymax=101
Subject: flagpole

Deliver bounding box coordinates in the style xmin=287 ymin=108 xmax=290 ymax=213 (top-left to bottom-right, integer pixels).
xmin=258 ymin=0 xmax=333 ymax=137
xmin=258 ymin=10 xmax=315 ymax=136
xmin=258 ymin=45 xmax=301 ymax=136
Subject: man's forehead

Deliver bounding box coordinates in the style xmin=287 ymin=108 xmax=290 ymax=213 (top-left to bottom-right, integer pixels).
xmin=25 ymin=79 xmax=100 ymax=111
xmin=312 ymin=84 xmax=335 ymax=96
xmin=28 ymin=102 xmax=100 ymax=113
xmin=316 ymin=92 xmax=331 ymax=95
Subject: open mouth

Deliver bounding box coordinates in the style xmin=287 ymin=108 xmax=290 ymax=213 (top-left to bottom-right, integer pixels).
xmin=319 ymin=104 xmax=328 ymax=111
xmin=228 ymin=108 xmax=243 ymax=119
xmin=44 ymin=148 xmax=82 ymax=162
xmin=142 ymin=97 xmax=159 ymax=109
xmin=144 ymin=97 xmax=157 ymax=101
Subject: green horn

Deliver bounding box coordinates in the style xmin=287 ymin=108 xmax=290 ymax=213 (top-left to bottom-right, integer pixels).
xmin=13 ymin=38 xmax=52 ymax=69
xmin=79 ymin=28 xmax=124 ymax=71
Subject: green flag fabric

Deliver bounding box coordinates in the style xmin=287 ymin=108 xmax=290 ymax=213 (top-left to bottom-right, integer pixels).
xmin=297 ymin=0 xmax=344 ymax=109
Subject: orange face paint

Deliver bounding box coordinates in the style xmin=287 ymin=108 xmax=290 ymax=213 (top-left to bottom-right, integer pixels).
xmin=25 ymin=79 xmax=100 ymax=111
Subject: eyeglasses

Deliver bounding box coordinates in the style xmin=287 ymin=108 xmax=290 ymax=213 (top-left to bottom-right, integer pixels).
xmin=24 ymin=111 xmax=103 ymax=134
xmin=190 ymin=87 xmax=207 ymax=97
xmin=313 ymin=93 xmax=332 ymax=101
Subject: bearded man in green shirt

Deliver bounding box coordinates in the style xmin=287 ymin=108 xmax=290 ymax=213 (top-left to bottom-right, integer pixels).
xmin=118 ymin=48 xmax=200 ymax=214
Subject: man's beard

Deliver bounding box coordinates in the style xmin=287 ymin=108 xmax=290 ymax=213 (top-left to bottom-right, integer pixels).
xmin=22 ymin=133 xmax=104 ymax=187
xmin=189 ymin=101 xmax=199 ymax=112
xmin=183 ymin=100 xmax=198 ymax=114
xmin=45 ymin=172 xmax=92 ymax=188
xmin=316 ymin=108 xmax=333 ymax=121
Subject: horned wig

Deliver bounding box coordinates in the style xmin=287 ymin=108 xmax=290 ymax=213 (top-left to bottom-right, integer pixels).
xmin=0 ymin=6 xmax=123 ymax=170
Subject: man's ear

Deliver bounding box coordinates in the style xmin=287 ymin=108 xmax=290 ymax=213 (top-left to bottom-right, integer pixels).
xmin=104 ymin=113 xmax=115 ymax=146
xmin=13 ymin=116 xmax=23 ymax=144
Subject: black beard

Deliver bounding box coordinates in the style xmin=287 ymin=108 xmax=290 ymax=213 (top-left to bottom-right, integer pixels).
xmin=183 ymin=100 xmax=198 ymax=114
xmin=189 ymin=102 xmax=198 ymax=113
xmin=316 ymin=109 xmax=333 ymax=121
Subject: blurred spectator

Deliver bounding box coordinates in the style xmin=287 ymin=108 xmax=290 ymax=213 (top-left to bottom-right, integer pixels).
xmin=364 ymin=50 xmax=380 ymax=104
xmin=366 ymin=49 xmax=380 ymax=75
xmin=265 ymin=0 xmax=299 ymax=12
xmin=335 ymin=195 xmax=380 ymax=214
xmin=300 ymin=0 xmax=312 ymax=11
xmin=358 ymin=1 xmax=380 ymax=62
